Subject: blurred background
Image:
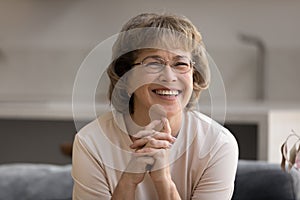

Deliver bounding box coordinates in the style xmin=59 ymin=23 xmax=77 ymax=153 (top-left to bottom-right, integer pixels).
xmin=0 ymin=0 xmax=299 ymax=164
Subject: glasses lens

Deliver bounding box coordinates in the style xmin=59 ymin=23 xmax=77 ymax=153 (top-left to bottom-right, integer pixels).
xmin=141 ymin=56 xmax=192 ymax=74
xmin=172 ymin=57 xmax=191 ymax=73
xmin=143 ymin=57 xmax=165 ymax=73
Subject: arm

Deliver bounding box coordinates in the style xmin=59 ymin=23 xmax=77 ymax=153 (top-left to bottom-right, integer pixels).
xmin=131 ymin=118 xmax=182 ymax=200
xmin=152 ymin=176 xmax=181 ymax=200
xmin=73 ymin=134 xmax=152 ymax=200
xmin=151 ymin=118 xmax=181 ymax=200
xmin=191 ymin=132 xmax=239 ymax=200
xmin=111 ymin=177 xmax=137 ymax=200
xmin=72 ymin=135 xmax=111 ymax=200
xmin=112 ymin=155 xmax=155 ymax=199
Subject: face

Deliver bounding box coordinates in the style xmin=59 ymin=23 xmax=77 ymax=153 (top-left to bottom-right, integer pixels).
xmin=127 ymin=49 xmax=194 ymax=122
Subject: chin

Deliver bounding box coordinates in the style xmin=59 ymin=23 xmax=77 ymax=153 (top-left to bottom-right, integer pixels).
xmin=162 ymin=104 xmax=184 ymax=117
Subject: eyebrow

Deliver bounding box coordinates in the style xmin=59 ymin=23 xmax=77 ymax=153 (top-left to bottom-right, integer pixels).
xmin=146 ymin=54 xmax=190 ymax=60
xmin=173 ymin=55 xmax=191 ymax=61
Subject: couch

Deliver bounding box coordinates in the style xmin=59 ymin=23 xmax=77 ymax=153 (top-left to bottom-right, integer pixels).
xmin=233 ymin=160 xmax=300 ymax=200
xmin=0 ymin=160 xmax=299 ymax=200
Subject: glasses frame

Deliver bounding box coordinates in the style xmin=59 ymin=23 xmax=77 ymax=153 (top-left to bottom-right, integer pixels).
xmin=131 ymin=55 xmax=195 ymax=74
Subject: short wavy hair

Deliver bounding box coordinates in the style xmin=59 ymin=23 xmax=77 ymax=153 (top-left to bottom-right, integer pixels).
xmin=107 ymin=13 xmax=210 ymax=114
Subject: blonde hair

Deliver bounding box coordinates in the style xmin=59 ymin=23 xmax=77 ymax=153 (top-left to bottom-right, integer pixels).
xmin=107 ymin=13 xmax=210 ymax=113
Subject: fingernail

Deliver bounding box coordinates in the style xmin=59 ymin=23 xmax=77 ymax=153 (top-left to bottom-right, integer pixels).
xmin=168 ymin=143 xmax=173 ymax=148
xmin=172 ymin=136 xmax=177 ymax=142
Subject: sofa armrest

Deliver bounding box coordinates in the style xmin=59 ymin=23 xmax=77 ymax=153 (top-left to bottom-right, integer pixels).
xmin=0 ymin=163 xmax=72 ymax=200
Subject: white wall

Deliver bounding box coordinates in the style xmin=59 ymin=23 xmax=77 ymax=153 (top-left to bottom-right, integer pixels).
xmin=0 ymin=0 xmax=300 ymax=104
xmin=268 ymin=110 xmax=300 ymax=163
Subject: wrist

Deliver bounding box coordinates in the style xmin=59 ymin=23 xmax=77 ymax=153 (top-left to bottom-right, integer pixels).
xmin=119 ymin=174 xmax=139 ymax=188
xmin=151 ymin=173 xmax=172 ymax=183
xmin=153 ymin=179 xmax=180 ymax=200
xmin=112 ymin=175 xmax=138 ymax=200
xmin=150 ymin=168 xmax=172 ymax=183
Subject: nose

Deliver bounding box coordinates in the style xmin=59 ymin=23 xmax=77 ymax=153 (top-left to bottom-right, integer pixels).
xmin=158 ymin=65 xmax=178 ymax=82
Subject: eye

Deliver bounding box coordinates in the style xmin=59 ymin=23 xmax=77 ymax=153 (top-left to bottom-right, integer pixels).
xmin=173 ymin=61 xmax=190 ymax=68
xmin=145 ymin=61 xmax=163 ymax=66
xmin=143 ymin=58 xmax=164 ymax=68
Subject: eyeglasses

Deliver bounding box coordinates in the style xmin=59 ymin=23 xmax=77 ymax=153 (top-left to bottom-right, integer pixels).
xmin=131 ymin=55 xmax=194 ymax=74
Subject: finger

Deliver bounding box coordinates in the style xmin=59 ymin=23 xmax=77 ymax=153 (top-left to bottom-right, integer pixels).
xmin=130 ymin=137 xmax=149 ymax=149
xmin=133 ymin=148 xmax=160 ymax=158
xmin=126 ymin=155 xmax=155 ymax=173
xmin=145 ymin=119 xmax=162 ymax=130
xmin=150 ymin=149 xmax=170 ymax=172
xmin=135 ymin=147 xmax=159 ymax=154
xmin=145 ymin=139 xmax=173 ymax=149
xmin=162 ymin=117 xmax=171 ymax=134
xmin=134 ymin=156 xmax=155 ymax=165
xmin=152 ymin=132 xmax=176 ymax=144
xmin=132 ymin=129 xmax=155 ymax=139
xmin=131 ymin=133 xmax=175 ymax=149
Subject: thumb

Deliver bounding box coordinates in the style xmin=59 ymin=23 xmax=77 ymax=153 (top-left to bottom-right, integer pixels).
xmin=162 ymin=117 xmax=171 ymax=135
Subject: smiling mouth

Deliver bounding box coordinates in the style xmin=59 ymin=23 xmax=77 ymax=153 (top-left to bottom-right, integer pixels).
xmin=152 ymin=89 xmax=181 ymax=96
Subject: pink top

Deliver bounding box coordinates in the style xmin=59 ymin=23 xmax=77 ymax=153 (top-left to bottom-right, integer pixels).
xmin=72 ymin=110 xmax=238 ymax=200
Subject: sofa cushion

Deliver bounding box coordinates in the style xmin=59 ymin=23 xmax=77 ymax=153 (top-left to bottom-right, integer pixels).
xmin=0 ymin=163 xmax=72 ymax=200
xmin=1 ymin=161 xmax=299 ymax=200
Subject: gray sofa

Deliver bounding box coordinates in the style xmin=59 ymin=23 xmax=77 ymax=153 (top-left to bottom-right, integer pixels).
xmin=0 ymin=160 xmax=299 ymax=200
xmin=0 ymin=164 xmax=72 ymax=200
xmin=233 ymin=160 xmax=300 ymax=200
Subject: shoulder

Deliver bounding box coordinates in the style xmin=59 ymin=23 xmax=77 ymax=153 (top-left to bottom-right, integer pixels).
xmin=75 ymin=112 xmax=115 ymax=149
xmin=77 ymin=112 xmax=113 ymax=136
xmin=186 ymin=110 xmax=238 ymax=158
xmin=187 ymin=110 xmax=236 ymax=142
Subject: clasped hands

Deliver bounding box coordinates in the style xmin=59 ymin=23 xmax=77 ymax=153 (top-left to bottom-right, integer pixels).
xmin=124 ymin=117 xmax=176 ymax=185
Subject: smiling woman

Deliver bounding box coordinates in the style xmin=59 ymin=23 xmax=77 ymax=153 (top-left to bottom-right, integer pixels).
xmin=72 ymin=13 xmax=239 ymax=200
xmin=125 ymin=49 xmax=194 ymax=129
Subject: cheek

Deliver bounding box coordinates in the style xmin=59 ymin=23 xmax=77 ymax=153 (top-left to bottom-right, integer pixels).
xmin=182 ymin=73 xmax=194 ymax=89
xmin=134 ymin=85 xmax=149 ymax=96
xmin=127 ymin=70 xmax=154 ymax=94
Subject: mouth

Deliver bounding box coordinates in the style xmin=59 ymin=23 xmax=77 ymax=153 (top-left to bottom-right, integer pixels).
xmin=152 ymin=89 xmax=181 ymax=97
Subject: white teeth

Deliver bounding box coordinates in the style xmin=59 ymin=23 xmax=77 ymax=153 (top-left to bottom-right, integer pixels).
xmin=155 ymin=90 xmax=179 ymax=96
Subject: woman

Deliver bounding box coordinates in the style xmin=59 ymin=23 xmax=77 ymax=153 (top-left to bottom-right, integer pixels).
xmin=72 ymin=13 xmax=238 ymax=199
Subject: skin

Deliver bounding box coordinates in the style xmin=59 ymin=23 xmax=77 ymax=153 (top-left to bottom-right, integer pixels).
xmin=112 ymin=49 xmax=194 ymax=200
xmin=128 ymin=49 xmax=194 ymax=136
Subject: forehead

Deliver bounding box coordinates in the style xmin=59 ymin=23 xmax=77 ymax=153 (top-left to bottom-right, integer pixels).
xmin=136 ymin=49 xmax=191 ymax=60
